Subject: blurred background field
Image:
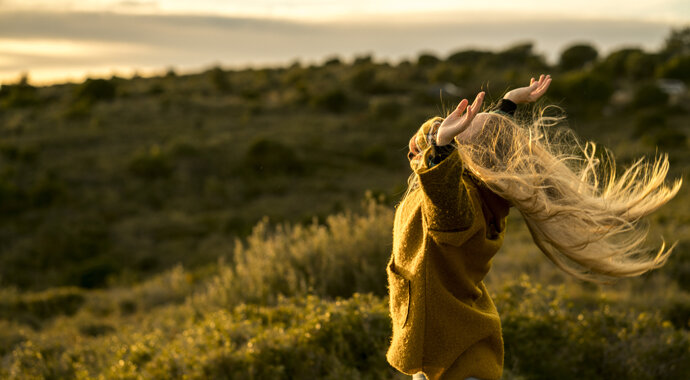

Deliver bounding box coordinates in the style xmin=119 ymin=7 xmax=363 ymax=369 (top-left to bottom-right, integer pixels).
xmin=1 ymin=6 xmax=690 ymax=378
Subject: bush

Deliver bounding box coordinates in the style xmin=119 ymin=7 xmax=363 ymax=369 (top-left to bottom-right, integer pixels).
xmin=417 ymin=52 xmax=440 ymax=67
xmin=128 ymin=145 xmax=174 ymax=179
xmin=350 ymin=66 xmax=376 ymax=92
xmin=626 ymin=52 xmax=659 ymax=80
xmin=0 ymin=74 xmax=39 ymax=108
xmin=242 ymin=138 xmax=304 ymax=177
xmin=632 ymin=83 xmax=669 ymax=109
xmin=207 ymin=66 xmax=232 ymax=92
xmin=657 ymin=55 xmax=690 ymax=83
xmin=196 ymin=199 xmax=393 ymax=307
xmin=550 ymin=71 xmax=614 ymax=115
xmin=497 ymin=277 xmax=690 ymax=380
xmin=0 ymin=287 xmax=85 ymax=326
xmin=447 ymin=49 xmax=493 ymax=65
xmin=74 ymin=78 xmax=116 ymax=103
xmin=369 ymin=98 xmax=403 ymax=120
xmin=595 ymin=48 xmax=643 ymax=78
xmin=360 ymin=144 xmax=388 ymax=165
xmin=633 ymin=110 xmax=667 ymax=138
xmin=647 ymin=128 xmax=687 ymax=149
xmin=492 ymin=43 xmax=539 ymax=68
xmin=560 ymin=43 xmax=599 ymax=71
xmin=311 ymin=88 xmax=348 ymax=113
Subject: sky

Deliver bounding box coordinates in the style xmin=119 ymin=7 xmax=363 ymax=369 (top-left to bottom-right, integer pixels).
xmin=1 ymin=0 xmax=688 ymax=85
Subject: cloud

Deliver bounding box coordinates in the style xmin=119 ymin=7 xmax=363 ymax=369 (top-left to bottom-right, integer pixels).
xmin=0 ymin=10 xmax=677 ymax=84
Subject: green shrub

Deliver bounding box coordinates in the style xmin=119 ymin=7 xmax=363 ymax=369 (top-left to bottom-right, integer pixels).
xmin=0 ymin=84 xmax=39 ymax=108
xmin=560 ymin=43 xmax=599 ymax=71
xmin=196 ymin=199 xmax=393 ymax=307
xmin=63 ymin=98 xmax=92 ymax=119
xmin=128 ymin=145 xmax=174 ymax=179
xmin=74 ymin=78 xmax=116 ymax=102
xmin=324 ymin=56 xmax=342 ymax=66
xmin=632 ymin=83 xmax=669 ymax=109
xmin=369 ymin=98 xmax=403 ymax=120
xmin=595 ymin=48 xmax=643 ymax=78
xmin=657 ymin=55 xmax=690 ymax=83
xmin=79 ymin=322 xmax=116 ymax=337
xmin=311 ymin=88 xmax=348 ymax=113
xmin=646 ymin=128 xmax=687 ymax=149
xmin=0 ymin=287 xmax=85 ymax=325
xmin=417 ymin=52 xmax=440 ymax=67
xmin=626 ymin=52 xmax=659 ymax=80
xmin=360 ymin=144 xmax=388 ymax=165
xmin=207 ymin=66 xmax=232 ymax=92
xmin=497 ymin=277 xmax=690 ymax=380
xmin=447 ymin=49 xmax=493 ymax=65
xmin=242 ymin=138 xmax=304 ymax=177
xmin=667 ymin=241 xmax=690 ymax=292
xmin=633 ymin=110 xmax=667 ymax=138
xmin=492 ymin=43 xmax=540 ymax=68
xmin=0 ymin=320 xmax=26 ymax=356
xmin=550 ymin=71 xmax=614 ymax=115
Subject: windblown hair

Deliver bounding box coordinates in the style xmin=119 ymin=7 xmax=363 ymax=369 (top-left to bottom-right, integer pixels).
xmin=407 ymin=107 xmax=682 ymax=282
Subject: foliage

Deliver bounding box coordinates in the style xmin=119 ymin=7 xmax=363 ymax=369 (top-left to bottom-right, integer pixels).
xmin=633 ymin=110 xmax=667 ymax=138
xmin=196 ymin=199 xmax=392 ymax=307
xmin=128 ymin=144 xmax=175 ymax=179
xmin=549 ymin=70 xmax=614 ymax=116
xmin=242 ymin=138 xmax=304 ymax=176
xmin=74 ymin=78 xmax=116 ymax=103
xmin=447 ymin=49 xmax=492 ymax=65
xmin=207 ymin=66 xmax=232 ymax=92
xmin=418 ymin=52 xmax=441 ymax=67
xmin=632 ymin=83 xmax=669 ymax=109
xmin=0 ymin=287 xmax=85 ymax=327
xmin=311 ymin=88 xmax=348 ymax=112
xmin=0 ymin=33 xmax=689 ymax=379
xmin=0 ymin=74 xmax=39 ymax=108
xmin=498 ymin=277 xmax=690 ymax=380
xmin=661 ymin=27 xmax=690 ymax=58
xmin=657 ymin=55 xmax=690 ymax=83
xmin=560 ymin=43 xmax=599 ymax=71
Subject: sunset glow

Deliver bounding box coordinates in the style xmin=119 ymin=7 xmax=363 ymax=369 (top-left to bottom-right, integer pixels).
xmin=0 ymin=0 xmax=687 ymax=85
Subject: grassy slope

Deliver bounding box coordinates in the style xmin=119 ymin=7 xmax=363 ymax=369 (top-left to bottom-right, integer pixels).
xmin=1 ymin=38 xmax=690 ymax=378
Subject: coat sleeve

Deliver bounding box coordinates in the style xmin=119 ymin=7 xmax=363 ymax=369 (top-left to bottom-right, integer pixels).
xmin=415 ymin=147 xmax=476 ymax=246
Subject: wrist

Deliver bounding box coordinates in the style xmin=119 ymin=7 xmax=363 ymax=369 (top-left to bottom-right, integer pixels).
xmin=503 ymin=92 xmax=523 ymax=104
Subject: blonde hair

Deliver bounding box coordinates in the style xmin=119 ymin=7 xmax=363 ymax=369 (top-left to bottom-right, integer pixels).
xmin=406 ymin=107 xmax=682 ymax=282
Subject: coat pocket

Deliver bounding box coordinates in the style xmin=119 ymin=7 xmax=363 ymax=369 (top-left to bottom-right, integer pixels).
xmin=387 ymin=260 xmax=411 ymax=328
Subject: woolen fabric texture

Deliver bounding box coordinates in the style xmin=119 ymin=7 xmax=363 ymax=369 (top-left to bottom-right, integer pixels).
xmin=387 ymin=131 xmax=511 ymax=380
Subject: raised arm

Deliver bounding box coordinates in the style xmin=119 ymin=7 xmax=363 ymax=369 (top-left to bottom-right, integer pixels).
xmin=413 ymin=92 xmax=484 ymax=237
xmin=503 ymin=74 xmax=551 ymax=104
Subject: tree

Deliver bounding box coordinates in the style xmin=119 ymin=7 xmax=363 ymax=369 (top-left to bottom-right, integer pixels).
xmin=662 ymin=27 xmax=690 ymax=58
xmin=447 ymin=49 xmax=493 ymax=65
xmin=417 ymin=52 xmax=440 ymax=67
xmin=559 ymin=44 xmax=598 ymax=71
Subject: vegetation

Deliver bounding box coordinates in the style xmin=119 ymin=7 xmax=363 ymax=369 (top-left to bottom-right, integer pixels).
xmin=0 ymin=27 xmax=688 ymax=378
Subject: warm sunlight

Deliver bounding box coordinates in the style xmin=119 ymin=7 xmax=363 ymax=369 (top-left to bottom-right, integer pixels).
xmin=2 ymin=0 xmax=689 ymax=22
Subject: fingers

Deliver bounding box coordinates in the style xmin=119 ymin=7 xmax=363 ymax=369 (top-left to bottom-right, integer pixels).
xmin=468 ymin=91 xmax=485 ymax=116
xmin=462 ymin=91 xmax=484 ymax=127
xmin=455 ymin=98 xmax=469 ymax=114
xmin=528 ymin=74 xmax=552 ymax=100
xmin=533 ymin=75 xmax=551 ymax=96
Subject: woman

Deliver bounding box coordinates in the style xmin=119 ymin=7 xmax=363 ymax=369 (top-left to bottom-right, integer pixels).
xmin=387 ymin=75 xmax=682 ymax=380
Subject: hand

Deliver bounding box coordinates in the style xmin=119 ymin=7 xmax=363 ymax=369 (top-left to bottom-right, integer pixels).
xmin=436 ymin=92 xmax=485 ymax=146
xmin=504 ymin=74 xmax=551 ymax=104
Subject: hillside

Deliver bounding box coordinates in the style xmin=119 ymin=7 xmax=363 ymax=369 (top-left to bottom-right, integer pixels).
xmin=1 ymin=28 xmax=689 ymax=378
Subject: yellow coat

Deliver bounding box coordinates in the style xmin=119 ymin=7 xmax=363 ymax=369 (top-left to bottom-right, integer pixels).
xmin=386 ymin=147 xmax=510 ymax=380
